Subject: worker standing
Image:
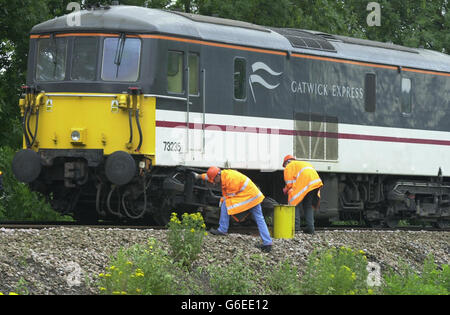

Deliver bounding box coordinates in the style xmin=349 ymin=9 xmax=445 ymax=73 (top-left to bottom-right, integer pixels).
xmin=282 ymin=155 xmax=323 ymax=234
xmin=195 ymin=167 xmax=273 ymax=252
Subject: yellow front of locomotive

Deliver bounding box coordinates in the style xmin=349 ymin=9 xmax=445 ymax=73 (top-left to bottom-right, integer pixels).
xmin=13 ymin=33 xmax=156 ymax=213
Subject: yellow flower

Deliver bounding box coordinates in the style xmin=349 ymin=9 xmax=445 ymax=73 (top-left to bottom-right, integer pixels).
xmin=368 ymin=289 xmax=374 ymax=295
xmin=99 ymin=273 xmax=105 ymax=277
xmin=190 ymin=228 xmax=195 ymax=233
xmin=351 ymin=272 xmax=356 ymax=280
xmin=9 ymin=292 xmax=18 ymax=295
xmin=126 ymin=261 xmax=133 ymax=265
xmin=135 ymin=268 xmax=145 ymax=277
xmin=99 ymin=287 xmax=106 ymax=291
xmin=204 ymin=232 xmax=208 ymax=236
xmin=330 ymin=274 xmax=335 ymax=279
xmin=136 ymin=288 xmax=142 ymax=293
xmin=359 ymin=250 xmax=365 ymax=255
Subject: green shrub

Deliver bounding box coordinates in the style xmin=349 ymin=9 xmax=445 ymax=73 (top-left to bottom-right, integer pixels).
xmin=0 ymin=146 xmax=70 ymax=221
xmin=98 ymin=238 xmax=185 ymax=295
xmin=266 ymin=259 xmax=302 ymax=294
xmin=208 ymin=254 xmax=257 ymax=295
xmin=300 ymin=246 xmax=370 ymax=295
xmin=167 ymin=212 xmax=207 ymax=269
xmin=382 ymin=254 xmax=449 ymax=295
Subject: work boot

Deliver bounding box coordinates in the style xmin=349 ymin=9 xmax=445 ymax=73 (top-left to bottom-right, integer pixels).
xmin=255 ymin=243 xmax=272 ymax=253
xmin=209 ymin=228 xmax=227 ymax=236
xmin=303 ymin=228 xmax=315 ymax=235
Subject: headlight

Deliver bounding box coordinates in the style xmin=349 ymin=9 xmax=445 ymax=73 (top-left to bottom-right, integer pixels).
xmin=71 ymin=130 xmax=81 ymax=142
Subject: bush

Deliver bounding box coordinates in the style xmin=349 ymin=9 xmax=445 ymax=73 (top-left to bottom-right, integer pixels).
xmin=382 ymin=254 xmax=449 ymax=295
xmin=0 ymin=146 xmax=70 ymax=221
xmin=98 ymin=238 xmax=185 ymax=295
xmin=207 ymin=253 xmax=257 ymax=295
xmin=266 ymin=259 xmax=301 ymax=294
xmin=167 ymin=212 xmax=207 ymax=269
xmin=300 ymin=246 xmax=370 ymax=295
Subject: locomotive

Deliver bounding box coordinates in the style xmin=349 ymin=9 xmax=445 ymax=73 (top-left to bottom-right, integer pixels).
xmin=12 ymin=4 xmax=450 ymax=227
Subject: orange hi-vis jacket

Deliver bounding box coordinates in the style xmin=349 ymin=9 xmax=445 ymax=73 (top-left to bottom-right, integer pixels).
xmin=201 ymin=169 xmax=264 ymax=215
xmin=284 ymin=160 xmax=323 ymax=206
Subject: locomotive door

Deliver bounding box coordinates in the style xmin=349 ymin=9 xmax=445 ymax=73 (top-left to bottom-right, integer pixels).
xmin=183 ymin=44 xmax=205 ymax=163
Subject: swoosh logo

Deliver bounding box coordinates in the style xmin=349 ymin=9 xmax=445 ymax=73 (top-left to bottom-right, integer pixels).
xmin=249 ymin=62 xmax=283 ymax=102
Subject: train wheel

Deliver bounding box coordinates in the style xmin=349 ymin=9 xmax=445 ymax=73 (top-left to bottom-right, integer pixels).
xmin=384 ymin=217 xmax=399 ymax=228
xmin=432 ymin=220 xmax=449 ymax=229
xmin=365 ymin=219 xmax=383 ymax=228
xmin=152 ymin=195 xmax=173 ymax=226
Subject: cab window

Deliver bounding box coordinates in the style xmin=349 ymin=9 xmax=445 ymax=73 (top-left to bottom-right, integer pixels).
xmin=71 ymin=37 xmax=98 ymax=81
xmin=101 ymin=37 xmax=141 ymax=82
xmin=36 ymin=38 xmax=68 ymax=81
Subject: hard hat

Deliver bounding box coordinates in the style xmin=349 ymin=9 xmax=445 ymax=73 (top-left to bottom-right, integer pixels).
xmin=283 ymin=155 xmax=295 ymax=167
xmin=206 ymin=166 xmax=221 ymax=183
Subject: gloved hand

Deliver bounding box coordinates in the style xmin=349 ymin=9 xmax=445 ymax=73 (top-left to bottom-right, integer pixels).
xmin=283 ymin=187 xmax=289 ymax=195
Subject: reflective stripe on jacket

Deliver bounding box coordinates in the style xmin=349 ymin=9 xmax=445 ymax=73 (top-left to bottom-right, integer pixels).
xmin=284 ymin=161 xmax=323 ymax=206
xmin=202 ymin=170 xmax=264 ymax=215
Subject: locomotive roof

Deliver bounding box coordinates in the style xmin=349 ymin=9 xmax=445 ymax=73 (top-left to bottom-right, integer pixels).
xmin=31 ymin=5 xmax=450 ymax=73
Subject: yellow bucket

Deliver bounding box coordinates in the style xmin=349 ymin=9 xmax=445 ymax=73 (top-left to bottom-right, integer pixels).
xmin=273 ymin=204 xmax=295 ymax=239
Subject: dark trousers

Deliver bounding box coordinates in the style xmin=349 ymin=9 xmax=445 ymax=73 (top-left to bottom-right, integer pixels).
xmin=295 ymin=189 xmax=317 ymax=233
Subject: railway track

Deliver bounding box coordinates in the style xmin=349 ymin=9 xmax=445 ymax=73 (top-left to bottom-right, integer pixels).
xmin=1 ymin=221 xmax=449 ymax=232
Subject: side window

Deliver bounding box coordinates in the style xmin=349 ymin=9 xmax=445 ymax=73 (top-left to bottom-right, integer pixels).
xmin=401 ymin=77 xmax=412 ymax=114
xmin=365 ymin=73 xmax=376 ymax=112
xmin=72 ymin=37 xmax=98 ymax=81
xmin=189 ymin=53 xmax=199 ymax=96
xmin=167 ymin=51 xmax=183 ymax=94
xmin=234 ymin=58 xmax=246 ymax=100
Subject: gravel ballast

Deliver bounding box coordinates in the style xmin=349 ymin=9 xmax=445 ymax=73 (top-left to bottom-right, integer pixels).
xmin=0 ymin=227 xmax=448 ymax=295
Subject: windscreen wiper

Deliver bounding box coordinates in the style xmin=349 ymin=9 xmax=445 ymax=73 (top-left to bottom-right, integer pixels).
xmin=114 ymin=33 xmax=126 ymax=78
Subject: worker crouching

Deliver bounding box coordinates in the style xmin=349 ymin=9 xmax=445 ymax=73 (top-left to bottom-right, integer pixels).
xmin=195 ymin=167 xmax=273 ymax=252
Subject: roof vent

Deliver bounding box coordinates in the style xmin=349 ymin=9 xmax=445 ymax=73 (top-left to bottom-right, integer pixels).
xmin=85 ymin=3 xmax=112 ymax=10
xmin=271 ymin=28 xmax=336 ymax=53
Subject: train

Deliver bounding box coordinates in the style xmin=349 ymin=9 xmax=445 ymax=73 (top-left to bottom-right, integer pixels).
xmin=12 ymin=4 xmax=450 ymax=228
